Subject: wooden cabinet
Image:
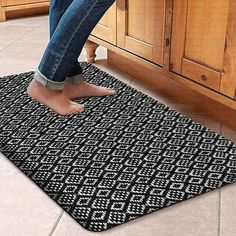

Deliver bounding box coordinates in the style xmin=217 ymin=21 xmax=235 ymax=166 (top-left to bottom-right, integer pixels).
xmin=116 ymin=0 xmax=165 ymax=66
xmin=0 ymin=0 xmax=49 ymax=22
xmin=88 ymin=0 xmax=236 ymax=109
xmin=90 ymin=2 xmax=116 ymax=45
xmin=91 ymin=0 xmax=166 ymax=66
xmin=1 ymin=0 xmax=48 ymax=7
xmin=170 ymin=0 xmax=236 ymax=98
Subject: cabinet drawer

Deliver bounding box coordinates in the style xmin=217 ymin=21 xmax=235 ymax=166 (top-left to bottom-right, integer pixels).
xmin=1 ymin=0 xmax=48 ymax=7
xmin=181 ymin=58 xmax=222 ymax=91
xmin=170 ymin=0 xmax=229 ymax=92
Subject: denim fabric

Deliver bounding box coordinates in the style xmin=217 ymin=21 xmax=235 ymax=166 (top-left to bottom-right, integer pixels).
xmin=49 ymin=0 xmax=83 ymax=81
xmin=34 ymin=0 xmax=116 ymax=90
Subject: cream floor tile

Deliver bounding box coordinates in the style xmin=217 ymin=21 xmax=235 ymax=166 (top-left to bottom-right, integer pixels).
xmin=219 ymin=126 xmax=236 ymax=236
xmin=0 ymin=43 xmax=46 ymax=68
xmin=11 ymin=39 xmax=49 ymax=51
xmin=16 ymin=24 xmax=50 ymax=46
xmin=0 ymin=64 xmax=35 ymax=77
xmin=0 ymin=18 xmax=48 ymax=68
xmin=0 ymin=154 xmax=62 ymax=236
xmin=52 ymin=190 xmax=219 ymax=236
xmin=220 ymin=183 xmax=236 ymax=236
xmin=0 ymin=41 xmax=11 ymax=52
xmin=2 ymin=15 xmax=48 ymax=27
xmin=0 ymin=24 xmax=36 ymax=46
xmin=0 ymin=153 xmax=20 ymax=176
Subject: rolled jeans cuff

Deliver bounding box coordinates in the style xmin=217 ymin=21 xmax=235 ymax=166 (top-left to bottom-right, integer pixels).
xmin=33 ymin=68 xmax=85 ymax=90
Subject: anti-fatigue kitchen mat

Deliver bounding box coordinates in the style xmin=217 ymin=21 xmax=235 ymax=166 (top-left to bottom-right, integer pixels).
xmin=0 ymin=61 xmax=236 ymax=232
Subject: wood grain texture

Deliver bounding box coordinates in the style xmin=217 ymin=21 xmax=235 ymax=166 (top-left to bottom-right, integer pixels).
xmin=170 ymin=0 xmax=235 ymax=95
xmin=163 ymin=0 xmax=173 ymax=71
xmin=117 ymin=0 xmax=165 ymax=66
xmin=220 ymin=0 xmax=236 ymax=98
xmin=0 ymin=0 xmax=49 ymax=22
xmin=107 ymin=49 xmax=236 ymax=131
xmin=90 ymin=2 xmax=117 ymax=45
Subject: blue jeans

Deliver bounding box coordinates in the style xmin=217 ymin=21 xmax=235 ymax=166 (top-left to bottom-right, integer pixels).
xmin=33 ymin=0 xmax=116 ymax=90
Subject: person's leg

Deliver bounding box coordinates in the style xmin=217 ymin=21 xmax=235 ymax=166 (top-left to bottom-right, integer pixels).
xmin=28 ymin=0 xmax=116 ymax=115
xmin=33 ymin=0 xmax=116 ymax=87
xmin=48 ymin=0 xmax=116 ymax=99
xmin=49 ymin=0 xmax=85 ymax=85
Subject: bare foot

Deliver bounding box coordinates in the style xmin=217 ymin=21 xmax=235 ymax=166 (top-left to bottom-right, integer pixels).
xmin=63 ymin=81 xmax=116 ymax=100
xmin=27 ymin=79 xmax=85 ymax=116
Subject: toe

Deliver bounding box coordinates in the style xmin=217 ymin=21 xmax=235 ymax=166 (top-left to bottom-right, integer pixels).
xmin=71 ymin=101 xmax=85 ymax=109
xmin=107 ymin=88 xmax=116 ymax=94
xmin=72 ymin=103 xmax=84 ymax=112
xmin=70 ymin=105 xmax=83 ymax=114
xmin=71 ymin=108 xmax=79 ymax=114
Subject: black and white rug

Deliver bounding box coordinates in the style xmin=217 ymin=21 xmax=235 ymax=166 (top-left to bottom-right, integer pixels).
xmin=0 ymin=61 xmax=236 ymax=232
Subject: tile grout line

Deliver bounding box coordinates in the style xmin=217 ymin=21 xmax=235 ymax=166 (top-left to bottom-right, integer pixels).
xmin=0 ymin=21 xmax=45 ymax=54
xmin=49 ymin=210 xmax=64 ymax=236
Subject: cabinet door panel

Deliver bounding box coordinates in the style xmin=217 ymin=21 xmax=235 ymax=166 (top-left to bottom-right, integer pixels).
xmin=220 ymin=1 xmax=236 ymax=99
xmin=91 ymin=2 xmax=116 ymax=45
xmin=2 ymin=0 xmax=47 ymax=6
xmin=170 ymin=0 xmax=230 ymax=92
xmin=117 ymin=0 xmax=165 ymax=66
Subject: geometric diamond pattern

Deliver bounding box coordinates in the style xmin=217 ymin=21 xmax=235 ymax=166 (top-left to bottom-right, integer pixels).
xmin=0 ymin=61 xmax=236 ymax=232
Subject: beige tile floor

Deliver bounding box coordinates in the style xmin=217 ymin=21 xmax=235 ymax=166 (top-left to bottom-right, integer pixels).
xmin=0 ymin=14 xmax=236 ymax=236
